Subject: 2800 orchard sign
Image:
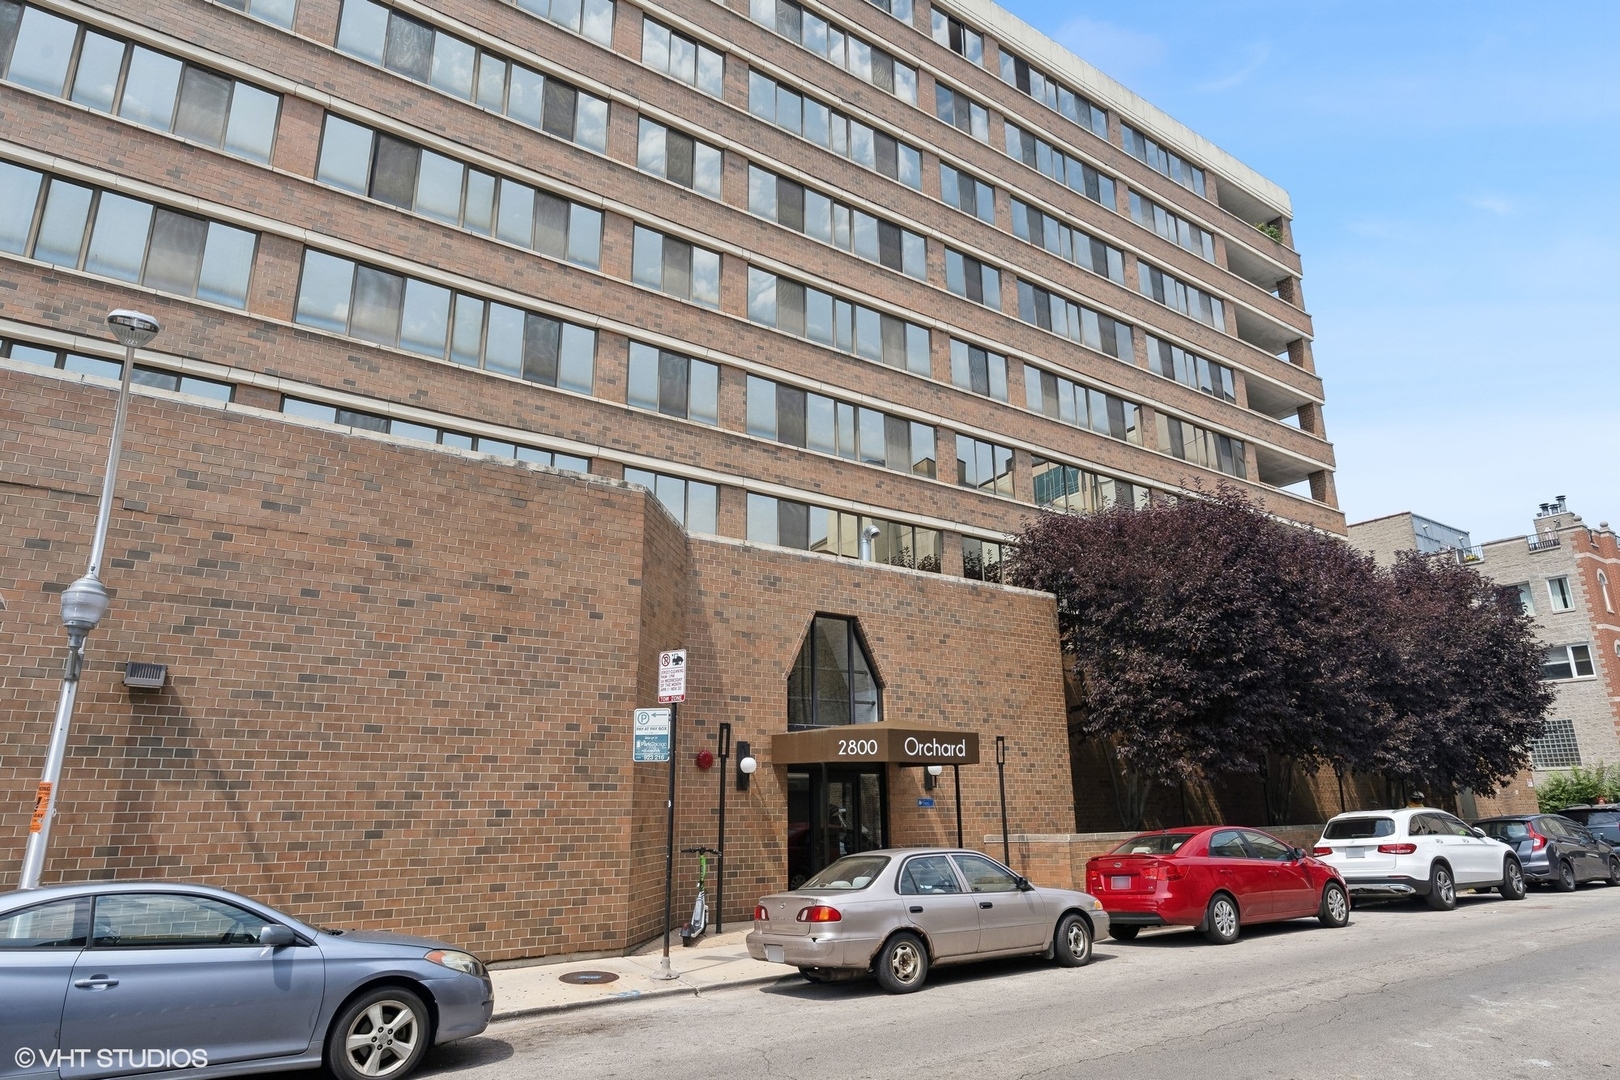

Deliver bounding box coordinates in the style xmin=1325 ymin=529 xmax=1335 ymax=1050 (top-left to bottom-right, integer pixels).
xmin=771 ymin=723 xmax=979 ymax=766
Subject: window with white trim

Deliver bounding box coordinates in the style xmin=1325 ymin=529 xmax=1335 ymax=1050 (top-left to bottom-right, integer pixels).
xmin=1540 ymin=644 xmax=1595 ymax=681
xmin=1548 ymin=576 xmax=1574 ymax=612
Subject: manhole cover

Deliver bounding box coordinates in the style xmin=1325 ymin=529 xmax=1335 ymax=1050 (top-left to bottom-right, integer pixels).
xmin=559 ymin=970 xmax=619 ymax=985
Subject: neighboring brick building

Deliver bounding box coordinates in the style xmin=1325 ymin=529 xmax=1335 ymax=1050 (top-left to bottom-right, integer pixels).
xmin=0 ymin=0 xmax=1335 ymax=954
xmin=1350 ymin=497 xmax=1620 ymax=790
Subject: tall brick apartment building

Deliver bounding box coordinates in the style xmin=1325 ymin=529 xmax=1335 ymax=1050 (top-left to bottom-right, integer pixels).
xmin=0 ymin=0 xmax=1335 ymax=958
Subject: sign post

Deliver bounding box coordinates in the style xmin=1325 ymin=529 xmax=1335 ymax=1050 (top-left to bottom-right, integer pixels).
xmin=656 ymin=650 xmax=687 ymax=980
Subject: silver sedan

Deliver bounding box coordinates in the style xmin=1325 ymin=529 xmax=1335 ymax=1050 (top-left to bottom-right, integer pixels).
xmin=745 ymin=848 xmax=1108 ymax=992
xmin=0 ymin=881 xmax=492 ymax=1080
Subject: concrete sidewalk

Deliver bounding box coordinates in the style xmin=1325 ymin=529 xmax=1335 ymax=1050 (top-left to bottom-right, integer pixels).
xmin=488 ymin=927 xmax=788 ymax=1020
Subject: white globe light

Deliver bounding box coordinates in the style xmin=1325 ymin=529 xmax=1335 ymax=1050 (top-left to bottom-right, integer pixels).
xmin=927 ymin=764 xmax=944 ymax=776
xmin=738 ymin=756 xmax=759 ymax=775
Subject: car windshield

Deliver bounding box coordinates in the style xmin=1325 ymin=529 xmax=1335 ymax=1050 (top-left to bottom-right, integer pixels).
xmin=1569 ymin=810 xmax=1620 ymax=826
xmin=1323 ymin=817 xmax=1395 ymax=840
xmin=1110 ymin=833 xmax=1194 ymax=856
xmin=1479 ymin=821 xmax=1529 ymax=842
xmin=800 ymin=855 xmax=890 ymax=891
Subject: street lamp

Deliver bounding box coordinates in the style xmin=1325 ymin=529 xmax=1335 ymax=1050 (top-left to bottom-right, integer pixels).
xmin=18 ymin=309 xmax=159 ymax=890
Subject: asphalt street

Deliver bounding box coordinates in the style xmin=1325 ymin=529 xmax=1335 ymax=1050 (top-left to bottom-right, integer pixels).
xmin=411 ymin=885 xmax=1620 ymax=1080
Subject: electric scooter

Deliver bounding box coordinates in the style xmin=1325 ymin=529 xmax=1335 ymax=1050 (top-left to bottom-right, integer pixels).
xmin=679 ymin=846 xmax=720 ymax=946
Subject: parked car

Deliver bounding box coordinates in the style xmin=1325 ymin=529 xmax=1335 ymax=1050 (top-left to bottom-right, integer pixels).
xmin=1475 ymin=814 xmax=1620 ymax=890
xmin=1555 ymin=804 xmax=1620 ymax=846
xmin=0 ymin=881 xmax=493 ymax=1080
xmin=1313 ymin=808 xmax=1525 ymax=909
xmin=745 ymin=848 xmax=1107 ymax=993
xmin=1084 ymin=826 xmax=1350 ymax=945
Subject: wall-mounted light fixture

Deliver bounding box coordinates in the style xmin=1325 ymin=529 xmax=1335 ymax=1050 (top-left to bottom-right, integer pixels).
xmin=736 ymin=741 xmax=757 ymax=791
xmin=924 ymin=763 xmax=943 ymax=791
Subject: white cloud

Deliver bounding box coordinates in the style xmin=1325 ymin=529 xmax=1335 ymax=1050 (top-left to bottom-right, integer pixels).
xmin=1464 ymin=194 xmax=1515 ymax=215
xmin=1196 ymin=43 xmax=1271 ymax=92
xmin=1050 ymin=16 xmax=1166 ymax=81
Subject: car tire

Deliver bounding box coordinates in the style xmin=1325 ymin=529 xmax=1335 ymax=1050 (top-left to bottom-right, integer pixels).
xmin=1202 ymin=893 xmax=1240 ymax=945
xmin=1499 ymin=858 xmax=1527 ymax=900
xmin=1109 ymin=925 xmax=1140 ymax=942
xmin=1318 ymin=882 xmax=1350 ymax=928
xmin=1424 ymin=863 xmax=1457 ymax=911
xmin=1555 ymin=858 xmax=1578 ymax=892
xmin=874 ymin=932 xmax=929 ymax=994
xmin=1607 ymin=858 xmax=1620 ymax=887
xmin=326 ymin=986 xmax=431 ymax=1080
xmin=1054 ymin=913 xmax=1093 ymax=967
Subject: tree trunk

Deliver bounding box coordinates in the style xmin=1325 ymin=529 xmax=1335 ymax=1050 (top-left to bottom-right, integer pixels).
xmin=1260 ymin=754 xmax=1296 ymax=826
xmin=1102 ymin=738 xmax=1152 ymax=831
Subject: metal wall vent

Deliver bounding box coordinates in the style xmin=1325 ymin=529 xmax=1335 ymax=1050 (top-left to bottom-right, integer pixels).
xmin=124 ymin=662 xmax=167 ymax=689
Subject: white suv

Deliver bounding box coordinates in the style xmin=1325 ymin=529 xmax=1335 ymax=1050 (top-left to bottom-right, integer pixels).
xmin=1314 ymin=808 xmax=1526 ymax=909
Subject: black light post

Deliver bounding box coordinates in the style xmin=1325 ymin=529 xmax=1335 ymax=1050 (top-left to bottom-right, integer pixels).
xmin=996 ymin=735 xmax=1010 ymax=867
xmin=715 ymin=722 xmax=731 ymax=933
xmin=952 ymin=764 xmax=963 ymax=848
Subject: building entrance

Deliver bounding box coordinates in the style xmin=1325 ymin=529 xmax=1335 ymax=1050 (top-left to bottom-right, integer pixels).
xmin=786 ymin=766 xmax=887 ymax=889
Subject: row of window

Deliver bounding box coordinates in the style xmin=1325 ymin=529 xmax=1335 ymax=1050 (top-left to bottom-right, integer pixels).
xmin=746 ymin=375 xmax=936 ymax=478
xmin=1515 ymin=576 xmax=1592 ymax=616
xmin=642 ymin=17 xmax=724 ymax=98
xmin=955 ymin=434 xmax=1013 ymax=497
xmin=1156 ymin=415 xmax=1247 ymax=479
xmin=746 ymin=267 xmax=931 ymax=376
xmin=1004 ymin=120 xmax=1116 ymax=209
xmin=1129 ymin=192 xmax=1215 ymax=263
xmin=935 ymin=83 xmax=989 ymax=142
xmin=1146 ymin=336 xmax=1236 ymax=404
xmin=949 ymin=339 xmax=1007 ymax=402
xmin=747 ymin=72 xmax=922 ymax=190
xmin=626 ymin=345 xmax=719 ymax=426
xmin=1011 ymin=198 xmax=1126 ymax=285
xmin=998 ymin=50 xmax=1109 ymax=140
xmin=748 ymin=165 xmax=926 ymax=279
xmin=317 ymin=115 xmax=602 ymax=269
xmin=944 ymin=248 xmax=1000 ymax=310
xmin=0 ymin=163 xmax=256 ymax=308
xmin=2 ymin=337 xmax=234 ymax=399
xmin=1138 ymin=261 xmax=1226 ymax=330
xmin=294 ymin=250 xmax=596 ymax=392
xmin=281 ymin=396 xmax=592 ymax=473
xmin=624 ymin=467 xmax=718 ymax=534
xmin=631 ymin=226 xmax=721 ymax=308
xmin=750 ymin=0 xmax=918 ymax=106
xmin=939 ymin=162 xmax=996 ymax=224
xmin=1024 ymin=365 xmax=1142 ymax=445
xmin=637 ymin=118 xmax=724 ymax=199
xmin=1032 ymin=458 xmax=1151 ymax=514
xmin=336 ymin=0 xmax=608 ymax=153
xmin=501 ymin=0 xmax=615 ymax=45
xmin=216 ymin=0 xmax=295 ymax=29
xmin=0 ymin=2 xmax=280 ymax=164
xmin=746 ymin=494 xmax=942 ymax=571
xmin=1015 ymin=279 xmax=1133 ymax=361
xmin=930 ymin=11 xmax=982 ymax=66
xmin=1122 ymin=123 xmax=1207 ymax=198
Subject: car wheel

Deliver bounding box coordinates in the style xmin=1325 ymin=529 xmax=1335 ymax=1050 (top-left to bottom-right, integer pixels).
xmin=1202 ymin=893 xmax=1239 ymax=945
xmin=1424 ymin=863 xmax=1457 ymax=911
xmin=1318 ymin=882 xmax=1350 ymax=927
xmin=1499 ymin=858 xmax=1527 ymax=900
xmin=874 ymin=933 xmax=929 ymax=994
xmin=1109 ymin=925 xmax=1140 ymax=942
xmin=1555 ymin=858 xmax=1578 ymax=892
xmin=326 ymin=987 xmax=430 ymax=1080
xmin=1607 ymin=858 xmax=1620 ymax=887
xmin=1054 ymin=913 xmax=1093 ymax=967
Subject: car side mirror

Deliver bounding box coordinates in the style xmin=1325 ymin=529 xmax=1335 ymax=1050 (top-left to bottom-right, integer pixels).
xmin=1469 ymin=828 xmax=1487 ymax=840
xmin=1015 ymin=876 xmax=1033 ymax=892
xmin=1289 ymin=847 xmax=1308 ymax=861
xmin=260 ymin=925 xmax=297 ymax=947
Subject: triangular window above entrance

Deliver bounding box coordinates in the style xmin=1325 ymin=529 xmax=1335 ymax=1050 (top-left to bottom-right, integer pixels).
xmin=787 ymin=615 xmax=881 ymax=729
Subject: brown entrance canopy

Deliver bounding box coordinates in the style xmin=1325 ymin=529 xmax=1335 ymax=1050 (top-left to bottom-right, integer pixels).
xmin=770 ymin=721 xmax=980 ymax=766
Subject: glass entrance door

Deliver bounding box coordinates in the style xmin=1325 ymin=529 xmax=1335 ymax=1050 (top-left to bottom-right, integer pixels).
xmin=786 ymin=766 xmax=887 ymax=888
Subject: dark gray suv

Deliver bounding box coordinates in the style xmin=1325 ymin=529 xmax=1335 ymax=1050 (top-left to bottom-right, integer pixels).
xmin=1475 ymin=814 xmax=1620 ymax=891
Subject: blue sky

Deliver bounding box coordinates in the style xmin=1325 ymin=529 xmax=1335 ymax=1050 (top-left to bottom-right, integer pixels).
xmin=998 ymin=0 xmax=1620 ymax=543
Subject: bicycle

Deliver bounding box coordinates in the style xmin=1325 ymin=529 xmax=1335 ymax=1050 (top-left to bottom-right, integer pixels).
xmin=679 ymin=846 xmax=720 ymax=946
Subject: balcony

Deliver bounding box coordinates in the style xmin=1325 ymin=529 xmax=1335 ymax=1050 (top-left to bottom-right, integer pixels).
xmin=1527 ymin=534 xmax=1561 ymax=553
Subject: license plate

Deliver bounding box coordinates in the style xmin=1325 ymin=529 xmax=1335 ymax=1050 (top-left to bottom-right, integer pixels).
xmin=1110 ymin=875 xmax=1132 ymax=890
xmin=1346 ymin=848 xmax=1365 ymax=859
xmin=765 ymin=945 xmax=785 ymax=964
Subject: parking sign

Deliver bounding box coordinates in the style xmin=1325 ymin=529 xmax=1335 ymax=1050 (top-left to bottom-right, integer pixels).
xmin=658 ymin=649 xmax=687 ymax=703
xmin=633 ymin=708 xmax=672 ymax=762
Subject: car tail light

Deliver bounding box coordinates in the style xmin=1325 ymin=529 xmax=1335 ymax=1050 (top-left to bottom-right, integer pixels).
xmin=1313 ymin=846 xmax=1334 ymax=856
xmin=754 ymin=905 xmax=769 ymax=921
xmin=796 ymin=905 xmax=842 ymax=923
xmin=1142 ymin=862 xmax=1183 ymax=882
xmin=1377 ymin=843 xmax=1417 ymax=855
xmin=1525 ymin=822 xmax=1547 ymax=852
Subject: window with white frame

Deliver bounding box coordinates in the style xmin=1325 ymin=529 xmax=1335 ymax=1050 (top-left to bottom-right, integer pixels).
xmin=1598 ymin=570 xmax=1613 ymax=613
xmin=1510 ymin=582 xmax=1535 ymax=616
xmin=1548 ymin=576 xmax=1574 ymax=612
xmin=1541 ymin=644 xmax=1595 ymax=681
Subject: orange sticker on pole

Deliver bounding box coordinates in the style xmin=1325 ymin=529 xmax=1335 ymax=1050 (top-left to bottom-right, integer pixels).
xmin=28 ymin=781 xmax=51 ymax=833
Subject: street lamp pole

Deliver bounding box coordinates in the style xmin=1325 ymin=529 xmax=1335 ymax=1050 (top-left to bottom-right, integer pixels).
xmin=18 ymin=310 xmax=160 ymax=890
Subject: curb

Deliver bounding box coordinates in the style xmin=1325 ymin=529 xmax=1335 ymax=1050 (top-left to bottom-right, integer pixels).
xmin=490 ymin=972 xmax=789 ymax=1023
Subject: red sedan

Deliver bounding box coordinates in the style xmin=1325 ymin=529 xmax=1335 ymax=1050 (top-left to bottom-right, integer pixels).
xmin=1085 ymin=826 xmax=1350 ymax=944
